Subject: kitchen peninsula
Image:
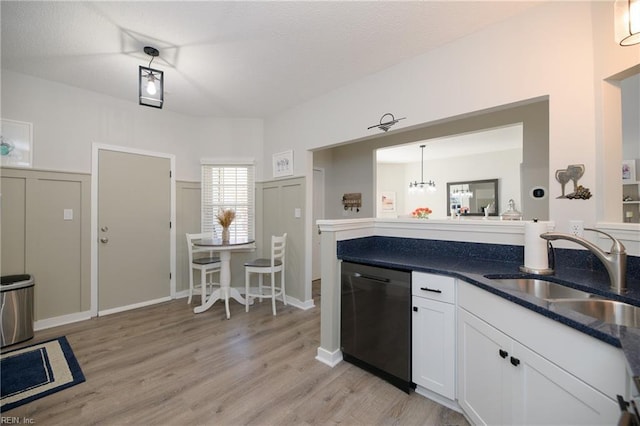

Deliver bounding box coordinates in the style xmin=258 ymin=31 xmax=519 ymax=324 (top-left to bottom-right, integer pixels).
xmin=316 ymin=218 xmax=640 ymax=424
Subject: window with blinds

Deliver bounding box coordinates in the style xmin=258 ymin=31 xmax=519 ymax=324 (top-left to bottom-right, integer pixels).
xmin=201 ymin=162 xmax=255 ymax=240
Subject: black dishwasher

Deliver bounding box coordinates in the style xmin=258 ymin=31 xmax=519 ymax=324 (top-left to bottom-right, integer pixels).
xmin=341 ymin=261 xmax=412 ymax=392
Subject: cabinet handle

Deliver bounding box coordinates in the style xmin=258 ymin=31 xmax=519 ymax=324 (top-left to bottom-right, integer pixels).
xmin=420 ymin=287 xmax=442 ymax=293
xmin=499 ymin=349 xmax=508 ymax=359
xmin=413 ymin=306 xmax=418 ymax=312
xmin=353 ymin=273 xmax=390 ymax=283
xmin=510 ymin=357 xmax=521 ymax=367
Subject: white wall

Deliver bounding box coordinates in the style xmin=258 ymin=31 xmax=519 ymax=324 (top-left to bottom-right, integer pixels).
xmin=1 ymin=70 xmax=263 ymax=181
xmin=621 ymin=74 xmax=640 ymax=160
xmin=264 ymin=2 xmax=640 ymax=234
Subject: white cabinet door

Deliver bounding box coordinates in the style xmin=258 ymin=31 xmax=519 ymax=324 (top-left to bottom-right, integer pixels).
xmin=511 ymin=341 xmax=619 ymax=425
xmin=412 ymin=296 xmax=455 ymax=399
xmin=457 ymin=308 xmax=512 ymax=426
xmin=458 ymin=306 xmax=620 ymax=426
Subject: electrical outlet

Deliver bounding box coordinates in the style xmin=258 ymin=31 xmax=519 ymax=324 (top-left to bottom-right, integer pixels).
xmin=569 ymin=220 xmax=584 ymax=237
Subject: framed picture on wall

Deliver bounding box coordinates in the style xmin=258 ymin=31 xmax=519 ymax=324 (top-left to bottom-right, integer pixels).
xmin=1 ymin=119 xmax=33 ymax=168
xmin=622 ymin=160 xmax=636 ymax=182
xmin=273 ymin=150 xmax=293 ymax=178
xmin=381 ymin=192 xmax=396 ymax=211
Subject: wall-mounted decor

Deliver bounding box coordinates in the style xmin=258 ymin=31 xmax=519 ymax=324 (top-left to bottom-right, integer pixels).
xmin=342 ymin=193 xmax=361 ymax=212
xmin=381 ymin=192 xmax=396 ymax=212
xmin=367 ymin=112 xmax=405 ymax=132
xmin=1 ymin=119 xmax=33 ymax=168
xmin=555 ymin=164 xmax=591 ymax=199
xmin=272 ymin=150 xmax=293 ymax=178
xmin=622 ymin=159 xmax=637 ymax=182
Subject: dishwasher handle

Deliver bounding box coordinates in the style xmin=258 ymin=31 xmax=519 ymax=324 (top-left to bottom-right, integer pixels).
xmin=353 ymin=272 xmax=390 ymax=283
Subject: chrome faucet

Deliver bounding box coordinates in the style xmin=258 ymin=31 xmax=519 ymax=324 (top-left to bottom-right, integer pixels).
xmin=540 ymin=228 xmax=627 ymax=294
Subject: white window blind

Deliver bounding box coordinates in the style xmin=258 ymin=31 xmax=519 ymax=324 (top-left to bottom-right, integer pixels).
xmin=201 ymin=162 xmax=255 ymax=240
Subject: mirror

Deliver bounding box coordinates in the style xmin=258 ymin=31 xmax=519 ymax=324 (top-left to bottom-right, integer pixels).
xmin=447 ymin=179 xmax=499 ymax=217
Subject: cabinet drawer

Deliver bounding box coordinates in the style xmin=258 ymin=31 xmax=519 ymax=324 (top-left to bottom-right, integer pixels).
xmin=412 ymin=272 xmax=455 ymax=303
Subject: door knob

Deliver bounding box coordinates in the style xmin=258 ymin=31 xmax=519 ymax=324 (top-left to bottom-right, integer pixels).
xmin=100 ymin=237 xmax=109 ymax=243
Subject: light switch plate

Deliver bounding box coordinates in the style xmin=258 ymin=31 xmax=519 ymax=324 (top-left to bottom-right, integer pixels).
xmin=64 ymin=209 xmax=73 ymax=220
xmin=294 ymin=208 xmax=301 ymax=218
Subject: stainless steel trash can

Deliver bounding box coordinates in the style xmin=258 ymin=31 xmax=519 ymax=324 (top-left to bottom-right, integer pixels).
xmin=1 ymin=274 xmax=35 ymax=348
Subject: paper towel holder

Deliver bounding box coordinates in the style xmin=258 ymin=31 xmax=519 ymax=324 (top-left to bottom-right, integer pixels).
xmin=519 ymin=218 xmax=555 ymax=275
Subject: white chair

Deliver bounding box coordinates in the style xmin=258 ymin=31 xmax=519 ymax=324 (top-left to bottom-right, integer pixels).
xmin=244 ymin=233 xmax=287 ymax=315
xmin=186 ymin=233 xmax=221 ymax=304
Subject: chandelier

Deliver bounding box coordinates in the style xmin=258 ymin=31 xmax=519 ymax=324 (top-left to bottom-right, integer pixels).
xmin=450 ymin=185 xmax=473 ymax=198
xmin=408 ymin=145 xmax=436 ymax=192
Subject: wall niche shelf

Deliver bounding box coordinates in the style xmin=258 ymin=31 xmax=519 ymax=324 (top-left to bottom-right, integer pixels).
xmin=623 ymin=160 xmax=640 ymax=223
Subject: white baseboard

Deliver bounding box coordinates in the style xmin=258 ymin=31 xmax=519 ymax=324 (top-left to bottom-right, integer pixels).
xmin=34 ymin=310 xmax=93 ymax=331
xmin=285 ymin=294 xmax=315 ymax=310
xmin=414 ymin=385 xmax=463 ymax=414
xmin=98 ymin=296 xmax=172 ymax=316
xmin=316 ymin=346 xmax=343 ymax=367
xmin=175 ymin=289 xmax=189 ymax=299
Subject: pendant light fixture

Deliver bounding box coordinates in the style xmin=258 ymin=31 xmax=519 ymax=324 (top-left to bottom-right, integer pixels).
xmin=615 ymin=0 xmax=640 ymax=46
xmin=409 ymin=144 xmax=436 ymax=192
xmin=139 ymin=46 xmax=164 ymax=108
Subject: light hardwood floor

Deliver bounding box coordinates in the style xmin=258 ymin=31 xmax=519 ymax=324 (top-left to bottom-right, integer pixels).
xmin=2 ymin=282 xmax=469 ymax=425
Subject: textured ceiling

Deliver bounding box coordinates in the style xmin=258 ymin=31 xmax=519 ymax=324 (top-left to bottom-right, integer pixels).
xmin=1 ymin=1 xmax=542 ymax=118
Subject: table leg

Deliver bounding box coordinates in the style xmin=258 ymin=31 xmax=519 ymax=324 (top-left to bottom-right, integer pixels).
xmin=193 ymin=251 xmax=231 ymax=314
xmin=193 ymin=250 xmax=253 ymax=315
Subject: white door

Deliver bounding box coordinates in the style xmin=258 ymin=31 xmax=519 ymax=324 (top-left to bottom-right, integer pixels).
xmin=312 ymin=168 xmax=324 ymax=281
xmin=97 ymin=149 xmax=171 ymax=313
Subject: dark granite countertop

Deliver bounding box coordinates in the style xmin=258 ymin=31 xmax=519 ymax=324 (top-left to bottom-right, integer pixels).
xmin=337 ymin=244 xmax=640 ymax=391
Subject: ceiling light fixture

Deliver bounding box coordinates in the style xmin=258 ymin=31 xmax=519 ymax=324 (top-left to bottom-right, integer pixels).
xmin=139 ymin=46 xmax=164 ymax=109
xmin=367 ymin=113 xmax=405 ymax=132
xmin=409 ymin=144 xmax=436 ymax=192
xmin=615 ymin=0 xmax=640 ymax=46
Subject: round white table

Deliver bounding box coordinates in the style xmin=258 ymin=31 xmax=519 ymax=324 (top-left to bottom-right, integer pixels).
xmin=192 ymin=237 xmax=255 ymax=318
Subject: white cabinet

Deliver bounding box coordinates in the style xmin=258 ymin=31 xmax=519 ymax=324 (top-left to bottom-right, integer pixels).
xmin=457 ymin=281 xmax=624 ymax=425
xmin=458 ymin=308 xmax=619 ymax=425
xmin=457 ymin=308 xmax=510 ymax=425
xmin=412 ymin=272 xmax=456 ymax=400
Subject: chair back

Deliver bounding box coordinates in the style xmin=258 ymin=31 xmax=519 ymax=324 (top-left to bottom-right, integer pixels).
xmin=271 ymin=233 xmax=287 ymax=268
xmin=186 ymin=232 xmax=215 ymax=263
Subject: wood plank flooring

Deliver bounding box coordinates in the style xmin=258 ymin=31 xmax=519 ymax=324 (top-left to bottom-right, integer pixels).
xmin=2 ymin=282 xmax=469 ymax=425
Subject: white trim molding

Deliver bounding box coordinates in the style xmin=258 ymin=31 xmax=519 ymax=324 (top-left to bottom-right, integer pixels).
xmin=317 ymin=217 xmax=555 ymax=246
xmin=284 ymin=295 xmax=315 ymax=311
xmin=596 ymin=222 xmax=640 ymax=257
xmin=316 ymin=347 xmax=343 ymax=367
xmin=98 ymin=296 xmax=172 ymax=317
xmin=34 ymin=310 xmax=92 ymax=331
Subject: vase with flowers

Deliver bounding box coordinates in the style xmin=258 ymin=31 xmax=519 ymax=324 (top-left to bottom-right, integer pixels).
xmin=412 ymin=207 xmax=432 ymax=219
xmin=217 ymin=208 xmax=236 ymax=243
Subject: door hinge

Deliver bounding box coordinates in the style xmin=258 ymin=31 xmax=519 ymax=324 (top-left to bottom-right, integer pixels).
xmin=169 ymin=272 xmax=172 ymax=280
xmin=169 ymin=170 xmax=172 ymax=178
xmin=169 ymin=221 xmax=172 ymax=229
